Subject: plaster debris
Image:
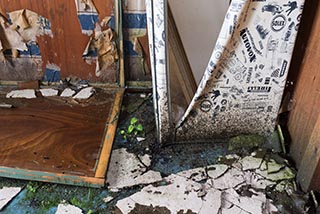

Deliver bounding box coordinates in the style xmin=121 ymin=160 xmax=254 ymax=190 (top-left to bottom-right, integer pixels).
xmin=106 ymin=148 xmax=162 ymax=189
xmin=6 ymin=89 xmax=36 ymax=99
xmin=207 ymin=164 xmax=229 ymax=179
xmin=0 ymin=187 xmax=22 ymax=210
xmin=238 ymin=156 xmax=263 ymax=171
xmin=213 ymin=167 xmax=245 ymax=190
xmin=102 ymin=196 xmax=114 ymax=204
xmin=40 ymin=88 xmax=58 ymax=97
xmin=260 ymin=158 xmax=285 ymax=173
xmin=136 ymin=137 xmax=145 ymax=142
xmin=56 ymin=204 xmax=83 ymax=214
xmin=116 ymin=174 xmax=206 ymax=214
xmin=0 ymin=103 xmax=13 ymax=108
xmin=60 ymin=88 xmax=76 ymax=97
xmin=256 ymin=166 xmax=295 ymax=181
xmin=73 ymin=87 xmax=95 ymax=99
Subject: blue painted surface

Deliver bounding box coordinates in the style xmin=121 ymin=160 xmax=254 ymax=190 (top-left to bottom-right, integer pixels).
xmin=77 ymin=14 xmax=99 ymax=31
xmin=19 ymin=43 xmax=41 ymax=56
xmin=45 ymin=68 xmax=60 ymax=82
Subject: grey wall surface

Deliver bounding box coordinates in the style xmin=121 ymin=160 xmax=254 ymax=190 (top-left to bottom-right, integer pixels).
xmin=169 ymin=0 xmax=229 ymax=84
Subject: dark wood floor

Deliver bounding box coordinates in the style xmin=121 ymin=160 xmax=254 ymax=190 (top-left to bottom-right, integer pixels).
xmin=0 ymin=88 xmax=116 ymax=177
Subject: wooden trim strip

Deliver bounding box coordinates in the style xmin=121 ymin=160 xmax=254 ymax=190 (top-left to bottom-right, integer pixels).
xmin=115 ymin=0 xmax=125 ymax=87
xmin=0 ymin=166 xmax=105 ymax=188
xmin=94 ymin=88 xmax=124 ymax=178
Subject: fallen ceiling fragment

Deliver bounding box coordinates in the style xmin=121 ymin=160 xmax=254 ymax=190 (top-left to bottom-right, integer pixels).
xmin=116 ymin=151 xmax=297 ymax=213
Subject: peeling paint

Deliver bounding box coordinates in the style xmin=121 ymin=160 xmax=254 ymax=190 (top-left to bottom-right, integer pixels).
xmin=74 ymin=0 xmax=99 ymax=36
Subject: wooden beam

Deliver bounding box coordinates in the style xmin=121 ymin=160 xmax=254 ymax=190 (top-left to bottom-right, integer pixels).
xmin=95 ymin=88 xmax=124 ymax=178
xmin=288 ymin=1 xmax=320 ymax=191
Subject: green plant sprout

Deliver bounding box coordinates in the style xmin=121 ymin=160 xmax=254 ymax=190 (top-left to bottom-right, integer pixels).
xmin=120 ymin=117 xmax=144 ymax=140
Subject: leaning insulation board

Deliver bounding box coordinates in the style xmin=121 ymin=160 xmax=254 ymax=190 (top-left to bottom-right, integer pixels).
xmin=147 ymin=0 xmax=305 ymax=143
xmin=146 ymin=0 xmax=172 ymax=143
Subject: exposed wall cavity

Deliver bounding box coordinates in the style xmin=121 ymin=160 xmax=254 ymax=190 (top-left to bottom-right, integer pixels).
xmin=0 ymin=9 xmax=52 ymax=81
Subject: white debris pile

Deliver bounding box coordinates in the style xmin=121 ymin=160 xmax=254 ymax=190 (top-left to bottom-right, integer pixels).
xmin=0 ymin=187 xmax=22 ymax=210
xmin=117 ymin=151 xmax=296 ymax=213
xmin=106 ymin=148 xmax=162 ymax=189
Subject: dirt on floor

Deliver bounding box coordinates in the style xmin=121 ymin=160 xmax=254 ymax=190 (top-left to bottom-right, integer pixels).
xmin=0 ymin=93 xmax=318 ymax=214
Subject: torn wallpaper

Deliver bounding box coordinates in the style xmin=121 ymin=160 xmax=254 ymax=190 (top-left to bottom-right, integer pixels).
xmin=147 ymin=0 xmax=305 ymax=143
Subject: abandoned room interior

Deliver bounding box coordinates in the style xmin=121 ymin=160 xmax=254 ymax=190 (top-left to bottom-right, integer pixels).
xmin=0 ymin=0 xmax=320 ymax=213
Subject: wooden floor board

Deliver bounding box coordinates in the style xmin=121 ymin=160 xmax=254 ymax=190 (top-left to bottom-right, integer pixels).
xmin=0 ymin=88 xmax=117 ymax=178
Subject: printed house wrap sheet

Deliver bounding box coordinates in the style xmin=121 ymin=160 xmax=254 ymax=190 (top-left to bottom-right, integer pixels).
xmin=146 ymin=0 xmax=305 ymax=143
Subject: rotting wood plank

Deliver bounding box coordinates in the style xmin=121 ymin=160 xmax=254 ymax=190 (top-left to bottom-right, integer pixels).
xmin=95 ymin=88 xmax=124 ymax=178
xmin=288 ymin=1 xmax=320 ymax=191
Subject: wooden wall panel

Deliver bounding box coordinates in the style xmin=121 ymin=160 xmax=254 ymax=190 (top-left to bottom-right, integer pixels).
xmin=0 ymin=0 xmax=116 ymax=83
xmin=288 ymin=1 xmax=320 ymax=191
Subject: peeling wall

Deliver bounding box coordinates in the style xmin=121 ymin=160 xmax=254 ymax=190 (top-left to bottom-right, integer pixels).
xmin=0 ymin=0 xmax=116 ymax=83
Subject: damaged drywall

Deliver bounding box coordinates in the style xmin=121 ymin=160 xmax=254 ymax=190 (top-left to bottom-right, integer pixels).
xmin=174 ymin=0 xmax=305 ymax=141
xmin=146 ymin=0 xmax=305 ymax=143
xmin=0 ymin=9 xmax=52 ymax=81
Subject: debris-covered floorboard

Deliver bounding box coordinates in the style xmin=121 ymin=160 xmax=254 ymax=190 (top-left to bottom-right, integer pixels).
xmin=0 ymin=93 xmax=315 ymax=213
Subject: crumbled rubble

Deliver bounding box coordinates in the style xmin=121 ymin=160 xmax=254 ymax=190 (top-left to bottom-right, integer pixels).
xmin=106 ymin=148 xmax=162 ymax=189
xmin=0 ymin=187 xmax=22 ymax=210
xmin=116 ymin=150 xmax=300 ymax=213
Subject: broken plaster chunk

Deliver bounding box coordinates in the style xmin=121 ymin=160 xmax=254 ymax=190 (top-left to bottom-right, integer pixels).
xmin=40 ymin=88 xmax=58 ymax=97
xmin=73 ymin=87 xmax=95 ymax=99
xmin=222 ymin=188 xmax=278 ymax=214
xmin=243 ymin=171 xmax=275 ymax=190
xmin=6 ymin=89 xmax=36 ymax=99
xmin=0 ymin=187 xmax=22 ymax=210
xmin=102 ymin=196 xmax=114 ymax=203
xmin=136 ymin=137 xmax=145 ymax=142
xmin=55 ymin=204 xmax=83 ymax=214
xmin=255 ymin=166 xmax=295 ymax=181
xmin=260 ymin=158 xmax=285 ymax=173
xmin=238 ymin=156 xmax=264 ymax=171
xmin=207 ymin=164 xmax=229 ymax=179
xmin=212 ymin=167 xmax=245 ymax=190
xmin=176 ymin=167 xmax=207 ymax=182
xmin=116 ymin=174 xmax=204 ymax=214
xmin=60 ymin=88 xmax=76 ymax=97
xmin=106 ymin=148 xmax=162 ymax=189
